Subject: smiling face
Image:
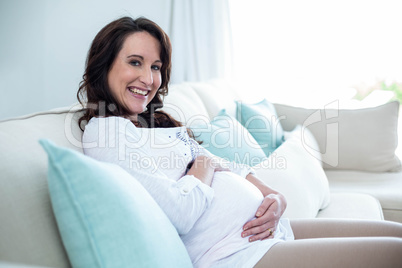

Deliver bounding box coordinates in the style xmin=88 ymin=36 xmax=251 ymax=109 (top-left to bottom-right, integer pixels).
xmin=107 ymin=31 xmax=162 ymax=121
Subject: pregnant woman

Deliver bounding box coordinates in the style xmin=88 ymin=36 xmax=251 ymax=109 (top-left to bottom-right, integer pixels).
xmin=79 ymin=16 xmax=402 ymax=267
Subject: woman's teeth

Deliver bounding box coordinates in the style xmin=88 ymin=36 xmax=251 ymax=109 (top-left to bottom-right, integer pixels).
xmin=128 ymin=87 xmax=147 ymax=96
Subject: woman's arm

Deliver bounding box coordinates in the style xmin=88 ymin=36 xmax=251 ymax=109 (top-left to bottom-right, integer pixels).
xmin=196 ymin=146 xmax=250 ymax=178
xmin=83 ymin=117 xmax=215 ymax=235
xmin=242 ymin=173 xmax=287 ymax=242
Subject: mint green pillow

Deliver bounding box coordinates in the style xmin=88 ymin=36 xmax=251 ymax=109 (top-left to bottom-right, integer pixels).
xmin=191 ymin=109 xmax=266 ymax=165
xmin=39 ymin=139 xmax=192 ymax=268
xmin=236 ymin=99 xmax=285 ymax=156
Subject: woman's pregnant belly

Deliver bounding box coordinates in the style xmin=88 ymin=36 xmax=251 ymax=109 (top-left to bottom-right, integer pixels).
xmin=180 ymin=171 xmax=264 ymax=265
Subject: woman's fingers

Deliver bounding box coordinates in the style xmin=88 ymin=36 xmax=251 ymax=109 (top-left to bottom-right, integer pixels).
xmin=243 ymin=197 xmax=275 ymax=230
xmin=242 ymin=195 xmax=281 ymax=241
xmin=255 ymin=195 xmax=276 ymax=217
xmin=242 ymin=223 xmax=276 ymax=242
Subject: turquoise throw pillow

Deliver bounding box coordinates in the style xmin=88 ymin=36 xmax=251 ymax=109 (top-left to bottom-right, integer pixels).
xmin=39 ymin=139 xmax=192 ymax=268
xmin=236 ymin=99 xmax=285 ymax=156
xmin=191 ymin=109 xmax=266 ymax=166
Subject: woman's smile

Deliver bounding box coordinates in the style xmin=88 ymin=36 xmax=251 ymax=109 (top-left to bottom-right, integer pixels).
xmin=127 ymin=86 xmax=150 ymax=97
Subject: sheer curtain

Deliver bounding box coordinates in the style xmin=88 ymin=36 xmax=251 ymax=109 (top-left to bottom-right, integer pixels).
xmin=167 ymin=0 xmax=233 ymax=83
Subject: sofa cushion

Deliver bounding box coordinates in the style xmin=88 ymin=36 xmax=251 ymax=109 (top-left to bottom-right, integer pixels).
xmin=40 ymin=139 xmax=193 ymax=268
xmin=325 ymin=170 xmax=402 ymax=223
xmin=191 ymin=109 xmax=266 ymax=165
xmin=252 ymin=127 xmax=330 ymax=218
xmin=0 ymin=107 xmax=84 ymax=267
xmin=316 ymin=193 xmax=384 ymax=220
xmin=236 ymin=99 xmax=285 ymax=156
xmin=275 ymin=101 xmax=401 ymax=172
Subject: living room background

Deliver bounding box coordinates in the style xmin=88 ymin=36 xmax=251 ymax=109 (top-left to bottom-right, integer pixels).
xmin=0 ymin=0 xmax=401 ymax=120
xmin=0 ymin=0 xmax=231 ymax=120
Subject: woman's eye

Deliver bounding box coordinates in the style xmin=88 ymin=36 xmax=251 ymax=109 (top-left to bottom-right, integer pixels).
xmin=152 ymin=65 xmax=161 ymax=71
xmin=129 ymin=61 xmax=140 ymax=66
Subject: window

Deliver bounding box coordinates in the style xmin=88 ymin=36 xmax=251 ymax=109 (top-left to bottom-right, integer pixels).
xmin=229 ymin=0 xmax=402 ymax=108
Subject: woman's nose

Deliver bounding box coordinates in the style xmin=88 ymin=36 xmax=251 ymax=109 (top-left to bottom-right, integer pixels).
xmin=139 ymin=68 xmax=153 ymax=86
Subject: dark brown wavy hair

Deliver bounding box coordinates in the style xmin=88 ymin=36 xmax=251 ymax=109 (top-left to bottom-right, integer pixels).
xmin=77 ymin=16 xmax=183 ymax=129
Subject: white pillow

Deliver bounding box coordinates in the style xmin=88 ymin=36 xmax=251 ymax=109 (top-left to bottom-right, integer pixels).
xmin=284 ymin=125 xmax=323 ymax=166
xmin=275 ymin=101 xmax=401 ymax=172
xmin=163 ymin=83 xmax=210 ymax=126
xmin=189 ymin=80 xmax=238 ymax=118
xmin=252 ymin=127 xmax=330 ymax=218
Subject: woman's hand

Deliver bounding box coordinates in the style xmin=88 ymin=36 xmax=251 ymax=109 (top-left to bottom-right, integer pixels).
xmin=241 ymin=173 xmax=287 ymax=242
xmin=186 ymin=156 xmax=230 ymax=186
xmin=242 ymin=194 xmax=284 ymax=242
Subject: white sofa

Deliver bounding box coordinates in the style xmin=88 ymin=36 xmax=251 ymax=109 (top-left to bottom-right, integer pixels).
xmin=0 ymin=80 xmax=401 ymax=267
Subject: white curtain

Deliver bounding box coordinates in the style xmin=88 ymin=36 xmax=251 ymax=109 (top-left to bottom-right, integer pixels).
xmin=167 ymin=0 xmax=233 ymax=83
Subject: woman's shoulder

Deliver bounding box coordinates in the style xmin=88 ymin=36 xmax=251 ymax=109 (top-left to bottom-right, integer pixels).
xmin=84 ymin=116 xmax=187 ymax=136
xmin=85 ymin=116 xmax=134 ymax=130
xmin=83 ymin=116 xmax=135 ymax=137
xmin=86 ymin=116 xmax=130 ymax=125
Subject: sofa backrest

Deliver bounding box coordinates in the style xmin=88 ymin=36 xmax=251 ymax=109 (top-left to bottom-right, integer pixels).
xmin=164 ymin=80 xmax=240 ymax=126
xmin=275 ymin=101 xmax=401 ymax=172
xmin=0 ymin=107 xmax=84 ymax=267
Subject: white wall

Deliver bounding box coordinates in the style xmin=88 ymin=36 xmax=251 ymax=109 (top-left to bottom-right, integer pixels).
xmin=0 ymin=0 xmax=172 ymax=120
